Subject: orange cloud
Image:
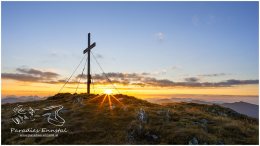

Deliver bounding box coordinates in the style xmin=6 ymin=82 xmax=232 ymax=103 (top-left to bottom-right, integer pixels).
xmin=1 ymin=68 xmax=259 ymax=98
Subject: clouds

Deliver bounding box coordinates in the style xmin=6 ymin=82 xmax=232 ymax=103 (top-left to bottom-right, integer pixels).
xmin=75 ymin=72 xmax=258 ymax=88
xmin=2 ymin=69 xmax=258 ymax=88
xmin=76 ymin=72 xmax=146 ymax=85
xmin=2 ymin=68 xmax=60 ymax=82
xmin=184 ymin=77 xmax=200 ymax=82
xmin=16 ymin=68 xmax=59 ymax=79
xmin=198 ymin=73 xmax=228 ymax=77
xmin=2 ymin=73 xmax=42 ymax=82
xmin=155 ymin=32 xmax=164 ymax=41
xmin=140 ymin=78 xmax=258 ymax=88
xmin=217 ymin=79 xmax=259 ymax=86
xmin=95 ymin=53 xmax=103 ymax=59
xmin=151 ymin=65 xmax=181 ymax=76
xmin=142 ymin=77 xmax=175 ymax=87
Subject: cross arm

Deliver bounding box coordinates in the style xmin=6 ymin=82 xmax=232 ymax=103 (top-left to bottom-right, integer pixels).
xmin=83 ymin=42 xmax=96 ymax=54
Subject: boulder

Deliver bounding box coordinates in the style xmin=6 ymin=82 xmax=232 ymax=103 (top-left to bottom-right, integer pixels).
xmin=200 ymin=119 xmax=208 ymax=125
xmin=137 ymin=108 xmax=148 ymax=123
xmin=144 ymin=131 xmax=160 ymax=144
xmin=188 ymin=137 xmax=199 ymax=145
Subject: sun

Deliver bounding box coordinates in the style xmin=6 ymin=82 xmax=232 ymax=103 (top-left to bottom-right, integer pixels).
xmin=104 ymin=89 xmax=113 ymax=95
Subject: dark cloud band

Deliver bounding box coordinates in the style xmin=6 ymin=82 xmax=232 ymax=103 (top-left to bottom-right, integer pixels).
xmin=2 ymin=68 xmax=60 ymax=82
xmin=2 ymin=70 xmax=258 ymax=88
xmin=16 ymin=68 xmax=59 ymax=78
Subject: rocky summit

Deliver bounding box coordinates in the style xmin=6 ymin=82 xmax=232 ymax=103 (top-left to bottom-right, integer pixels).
xmin=1 ymin=93 xmax=259 ymax=144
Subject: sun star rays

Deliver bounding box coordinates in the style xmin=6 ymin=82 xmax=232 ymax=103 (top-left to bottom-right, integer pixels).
xmin=99 ymin=94 xmax=107 ymax=108
xmin=86 ymin=92 xmax=124 ymax=111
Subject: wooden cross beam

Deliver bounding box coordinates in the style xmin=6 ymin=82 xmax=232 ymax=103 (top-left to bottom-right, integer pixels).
xmin=83 ymin=42 xmax=96 ymax=54
xmin=83 ymin=33 xmax=96 ymax=94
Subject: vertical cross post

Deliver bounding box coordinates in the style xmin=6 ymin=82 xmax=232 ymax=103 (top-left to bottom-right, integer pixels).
xmin=83 ymin=33 xmax=96 ymax=94
xmin=87 ymin=33 xmax=91 ymax=94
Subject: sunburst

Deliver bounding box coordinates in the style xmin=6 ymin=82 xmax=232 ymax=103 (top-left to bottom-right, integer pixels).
xmin=104 ymin=89 xmax=113 ymax=95
xmin=86 ymin=89 xmax=124 ymax=111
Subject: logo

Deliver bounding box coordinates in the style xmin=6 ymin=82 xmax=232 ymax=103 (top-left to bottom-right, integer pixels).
xmin=12 ymin=105 xmax=65 ymax=126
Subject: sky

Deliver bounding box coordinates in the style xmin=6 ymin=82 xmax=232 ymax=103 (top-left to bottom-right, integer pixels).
xmin=1 ymin=2 xmax=259 ymax=102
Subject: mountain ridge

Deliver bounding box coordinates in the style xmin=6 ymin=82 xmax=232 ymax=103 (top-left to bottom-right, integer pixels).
xmin=1 ymin=93 xmax=258 ymax=144
xmin=147 ymin=97 xmax=259 ymax=119
xmin=1 ymin=95 xmax=43 ymax=104
xmin=221 ymin=101 xmax=259 ymax=119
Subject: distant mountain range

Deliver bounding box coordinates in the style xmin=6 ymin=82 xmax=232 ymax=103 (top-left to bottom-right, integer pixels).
xmin=221 ymin=101 xmax=259 ymax=119
xmin=147 ymin=97 xmax=259 ymax=119
xmin=147 ymin=97 xmax=214 ymax=105
xmin=1 ymin=96 xmax=43 ymax=104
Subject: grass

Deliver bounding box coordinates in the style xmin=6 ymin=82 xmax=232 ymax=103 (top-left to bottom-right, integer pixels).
xmin=1 ymin=93 xmax=259 ymax=144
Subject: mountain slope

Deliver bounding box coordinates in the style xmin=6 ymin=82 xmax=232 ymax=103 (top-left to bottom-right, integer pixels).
xmin=221 ymin=101 xmax=259 ymax=119
xmin=1 ymin=93 xmax=258 ymax=144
